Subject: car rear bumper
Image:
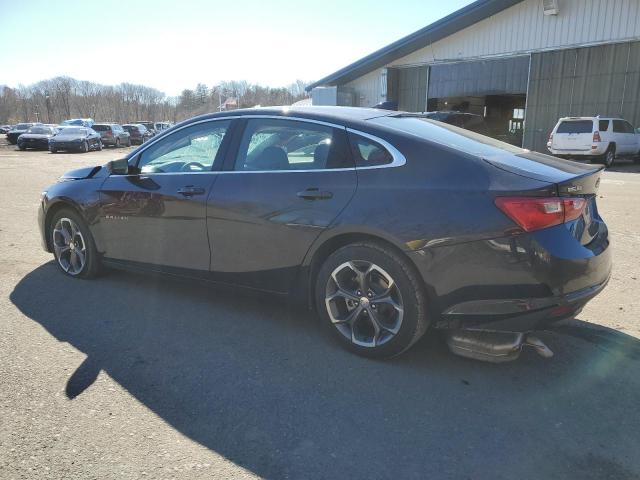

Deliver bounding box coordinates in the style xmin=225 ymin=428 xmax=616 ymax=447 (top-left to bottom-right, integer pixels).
xmin=548 ymin=145 xmax=607 ymax=156
xmin=408 ymin=222 xmax=612 ymax=333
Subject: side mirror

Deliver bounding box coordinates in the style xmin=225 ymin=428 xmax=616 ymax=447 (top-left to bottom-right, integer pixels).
xmin=107 ymin=157 xmax=130 ymax=175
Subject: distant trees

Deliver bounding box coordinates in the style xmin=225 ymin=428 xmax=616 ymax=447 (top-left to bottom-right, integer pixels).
xmin=0 ymin=77 xmax=311 ymax=124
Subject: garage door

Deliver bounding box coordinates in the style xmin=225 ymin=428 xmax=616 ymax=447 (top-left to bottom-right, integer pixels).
xmin=397 ymin=66 xmax=428 ymax=112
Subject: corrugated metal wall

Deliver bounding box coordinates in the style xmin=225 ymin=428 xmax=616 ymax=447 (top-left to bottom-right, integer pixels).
xmin=524 ymin=40 xmax=640 ymax=152
xmin=397 ymin=66 xmax=428 ymax=112
xmin=428 ymin=56 xmax=529 ymax=98
xmin=393 ymin=0 xmax=640 ymax=67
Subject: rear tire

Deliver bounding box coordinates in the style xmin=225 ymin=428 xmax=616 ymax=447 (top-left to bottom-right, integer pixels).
xmin=50 ymin=148 xmax=57 ymax=154
xmin=82 ymin=141 xmax=89 ymax=153
xmin=602 ymin=145 xmax=616 ymax=168
xmin=49 ymin=209 xmax=101 ymax=279
xmin=115 ymin=138 xmax=120 ymax=148
xmin=315 ymin=242 xmax=430 ymax=358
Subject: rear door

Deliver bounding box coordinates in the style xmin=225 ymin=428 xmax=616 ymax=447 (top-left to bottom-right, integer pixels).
xmin=553 ymin=119 xmax=594 ymax=152
xmin=97 ymin=119 xmax=233 ymax=271
xmin=206 ymin=117 xmax=357 ymax=293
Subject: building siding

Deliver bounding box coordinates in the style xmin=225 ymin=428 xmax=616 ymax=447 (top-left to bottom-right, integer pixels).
xmin=341 ymin=0 xmax=640 ymax=108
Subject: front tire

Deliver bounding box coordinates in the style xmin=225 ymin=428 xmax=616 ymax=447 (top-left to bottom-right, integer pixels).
xmin=49 ymin=209 xmax=100 ymax=279
xmin=315 ymin=242 xmax=429 ymax=358
xmin=115 ymin=138 xmax=120 ymax=148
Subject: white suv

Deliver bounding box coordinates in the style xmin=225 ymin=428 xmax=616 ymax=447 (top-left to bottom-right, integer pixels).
xmin=547 ymin=117 xmax=640 ymax=167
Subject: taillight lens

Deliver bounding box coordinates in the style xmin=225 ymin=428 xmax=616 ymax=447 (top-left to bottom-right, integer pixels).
xmin=495 ymin=197 xmax=587 ymax=232
xmin=593 ymin=131 xmax=601 ymax=142
xmin=548 ymin=133 xmax=553 ymax=143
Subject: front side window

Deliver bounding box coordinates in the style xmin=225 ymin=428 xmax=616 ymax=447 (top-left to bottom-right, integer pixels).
xmin=234 ymin=119 xmax=351 ymax=171
xmin=137 ymin=120 xmax=230 ymax=174
xmin=348 ymin=133 xmax=394 ymax=167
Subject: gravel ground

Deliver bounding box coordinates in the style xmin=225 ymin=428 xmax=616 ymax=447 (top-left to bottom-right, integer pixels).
xmin=1 ymin=143 xmax=639 ymax=479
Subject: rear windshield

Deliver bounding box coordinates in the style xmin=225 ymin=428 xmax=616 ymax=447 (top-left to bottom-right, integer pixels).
xmin=556 ymin=120 xmax=594 ymax=134
xmin=61 ymin=128 xmax=87 ymax=135
xmin=123 ymin=125 xmax=138 ymax=132
xmin=92 ymin=125 xmax=110 ymax=131
xmin=16 ymin=123 xmax=31 ymax=129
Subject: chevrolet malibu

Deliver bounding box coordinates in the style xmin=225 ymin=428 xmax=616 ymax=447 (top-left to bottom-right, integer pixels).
xmin=38 ymin=107 xmax=611 ymax=359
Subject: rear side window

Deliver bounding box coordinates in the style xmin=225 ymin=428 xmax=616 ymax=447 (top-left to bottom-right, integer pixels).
xmin=234 ymin=119 xmax=352 ymax=171
xmin=348 ymin=133 xmax=394 ymax=167
xmin=556 ymin=120 xmax=594 ymax=134
xmin=92 ymin=125 xmax=110 ymax=131
xmin=624 ymin=121 xmax=635 ymax=133
xmin=598 ymin=120 xmax=610 ymax=131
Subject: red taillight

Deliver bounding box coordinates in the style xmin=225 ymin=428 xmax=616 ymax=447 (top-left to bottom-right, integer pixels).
xmin=495 ymin=197 xmax=587 ymax=232
xmin=105 ymin=130 xmax=113 ymax=136
xmin=593 ymin=131 xmax=601 ymax=142
xmin=548 ymin=133 xmax=553 ymax=143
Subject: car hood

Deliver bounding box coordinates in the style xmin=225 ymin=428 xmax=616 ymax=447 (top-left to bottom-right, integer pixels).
xmin=19 ymin=134 xmax=52 ymax=140
xmin=60 ymin=165 xmax=102 ymax=180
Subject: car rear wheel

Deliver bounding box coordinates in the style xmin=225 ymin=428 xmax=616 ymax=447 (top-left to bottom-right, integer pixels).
xmin=603 ymin=145 xmax=616 ymax=168
xmin=82 ymin=141 xmax=89 ymax=153
xmin=315 ymin=242 xmax=429 ymax=358
xmin=115 ymin=138 xmax=120 ymax=148
xmin=126 ymin=138 xmax=131 ymax=147
xmin=49 ymin=209 xmax=100 ymax=279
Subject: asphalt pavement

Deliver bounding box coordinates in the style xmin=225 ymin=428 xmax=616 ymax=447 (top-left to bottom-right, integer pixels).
xmin=1 ymin=146 xmax=639 ymax=479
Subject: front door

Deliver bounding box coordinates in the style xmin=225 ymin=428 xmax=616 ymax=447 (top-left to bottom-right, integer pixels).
xmin=206 ymin=117 xmax=357 ymax=293
xmin=96 ymin=119 xmax=233 ymax=271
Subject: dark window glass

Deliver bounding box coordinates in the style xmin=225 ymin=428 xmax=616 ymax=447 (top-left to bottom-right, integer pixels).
xmin=137 ymin=120 xmax=230 ymax=174
xmin=26 ymin=127 xmax=52 ymax=134
xmin=612 ymin=120 xmax=626 ymax=133
xmin=92 ymin=125 xmax=110 ymax=131
xmin=624 ymin=121 xmax=635 ymax=134
xmin=348 ymin=133 xmax=394 ymax=167
xmin=598 ymin=120 xmax=610 ymax=131
xmin=234 ymin=119 xmax=351 ymax=171
xmin=463 ymin=115 xmax=490 ymax=136
xmin=556 ymin=120 xmax=594 ymax=134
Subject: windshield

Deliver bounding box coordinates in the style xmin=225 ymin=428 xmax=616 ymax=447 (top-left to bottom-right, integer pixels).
xmin=26 ymin=127 xmax=53 ymax=134
xmin=15 ymin=123 xmax=31 ymax=130
xmin=59 ymin=127 xmax=87 ymax=135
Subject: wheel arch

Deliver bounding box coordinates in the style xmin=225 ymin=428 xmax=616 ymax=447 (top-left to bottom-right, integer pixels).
xmin=301 ymin=230 xmax=429 ymax=311
xmin=43 ymin=199 xmax=85 ymax=252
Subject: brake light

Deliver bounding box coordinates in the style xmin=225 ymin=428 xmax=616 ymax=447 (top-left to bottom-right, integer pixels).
xmin=593 ymin=131 xmax=601 ymax=142
xmin=495 ymin=197 xmax=587 ymax=232
xmin=548 ymin=133 xmax=553 ymax=143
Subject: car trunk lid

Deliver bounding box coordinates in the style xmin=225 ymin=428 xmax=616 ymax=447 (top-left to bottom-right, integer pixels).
xmin=551 ymin=119 xmax=595 ymax=151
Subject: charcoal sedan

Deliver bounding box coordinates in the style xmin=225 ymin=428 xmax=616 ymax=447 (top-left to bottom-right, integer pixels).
xmin=7 ymin=122 xmax=41 ymax=144
xmin=37 ymin=107 xmax=611 ymax=359
xmin=49 ymin=127 xmax=102 ymax=153
xmin=17 ymin=126 xmax=57 ymax=150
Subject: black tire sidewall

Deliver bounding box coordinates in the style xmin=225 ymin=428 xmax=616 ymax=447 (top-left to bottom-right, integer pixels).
xmin=49 ymin=209 xmax=100 ymax=279
xmin=315 ymin=243 xmax=428 ymax=358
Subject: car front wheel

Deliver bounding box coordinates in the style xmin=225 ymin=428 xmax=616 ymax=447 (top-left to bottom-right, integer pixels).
xmin=50 ymin=209 xmax=100 ymax=279
xmin=315 ymin=242 xmax=430 ymax=358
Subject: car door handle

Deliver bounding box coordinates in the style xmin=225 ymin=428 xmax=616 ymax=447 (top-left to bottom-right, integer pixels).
xmin=177 ymin=186 xmax=206 ymax=197
xmin=297 ymin=188 xmax=333 ymax=200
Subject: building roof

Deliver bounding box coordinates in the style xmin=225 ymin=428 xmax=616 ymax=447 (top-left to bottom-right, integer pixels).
xmin=306 ymin=0 xmax=524 ymax=92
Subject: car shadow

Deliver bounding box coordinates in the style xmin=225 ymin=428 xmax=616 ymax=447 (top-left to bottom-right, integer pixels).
xmin=10 ymin=263 xmax=640 ymax=479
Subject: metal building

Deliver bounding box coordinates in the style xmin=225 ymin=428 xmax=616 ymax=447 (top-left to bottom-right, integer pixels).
xmin=307 ymin=0 xmax=640 ymax=152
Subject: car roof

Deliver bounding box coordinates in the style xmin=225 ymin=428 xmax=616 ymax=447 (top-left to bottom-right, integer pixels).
xmin=558 ymin=117 xmax=622 ymax=121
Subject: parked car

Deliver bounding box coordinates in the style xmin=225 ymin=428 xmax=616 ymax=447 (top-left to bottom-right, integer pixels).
xmin=547 ymin=116 xmax=640 ymax=167
xmin=422 ymin=111 xmax=492 ymax=136
xmin=17 ymin=126 xmax=57 ymax=150
xmin=0 ymin=125 xmax=12 ymax=134
xmin=48 ymin=127 xmax=102 ymax=153
xmin=372 ymin=101 xmax=399 ymax=111
xmin=38 ymin=107 xmax=611 ymax=360
xmin=7 ymin=123 xmax=41 ymax=144
xmin=92 ymin=123 xmax=131 ymax=147
xmin=122 ymin=124 xmax=152 ymax=144
xmin=60 ymin=118 xmax=94 ymax=128
xmin=135 ymin=121 xmax=157 ymax=136
xmin=154 ymin=121 xmax=173 ymax=133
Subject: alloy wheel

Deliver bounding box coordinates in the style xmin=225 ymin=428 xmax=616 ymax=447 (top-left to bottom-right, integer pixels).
xmin=605 ymin=149 xmax=615 ymax=167
xmin=325 ymin=261 xmax=404 ymax=348
xmin=52 ymin=217 xmax=87 ymax=276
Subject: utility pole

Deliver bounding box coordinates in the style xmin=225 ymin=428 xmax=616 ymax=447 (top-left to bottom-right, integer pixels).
xmin=45 ymin=91 xmax=52 ymax=123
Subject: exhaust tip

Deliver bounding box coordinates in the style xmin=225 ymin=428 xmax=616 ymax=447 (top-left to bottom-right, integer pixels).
xmin=446 ymin=330 xmax=553 ymax=363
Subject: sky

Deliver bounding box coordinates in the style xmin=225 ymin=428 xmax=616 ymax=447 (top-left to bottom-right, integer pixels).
xmin=0 ymin=0 xmax=474 ymax=97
